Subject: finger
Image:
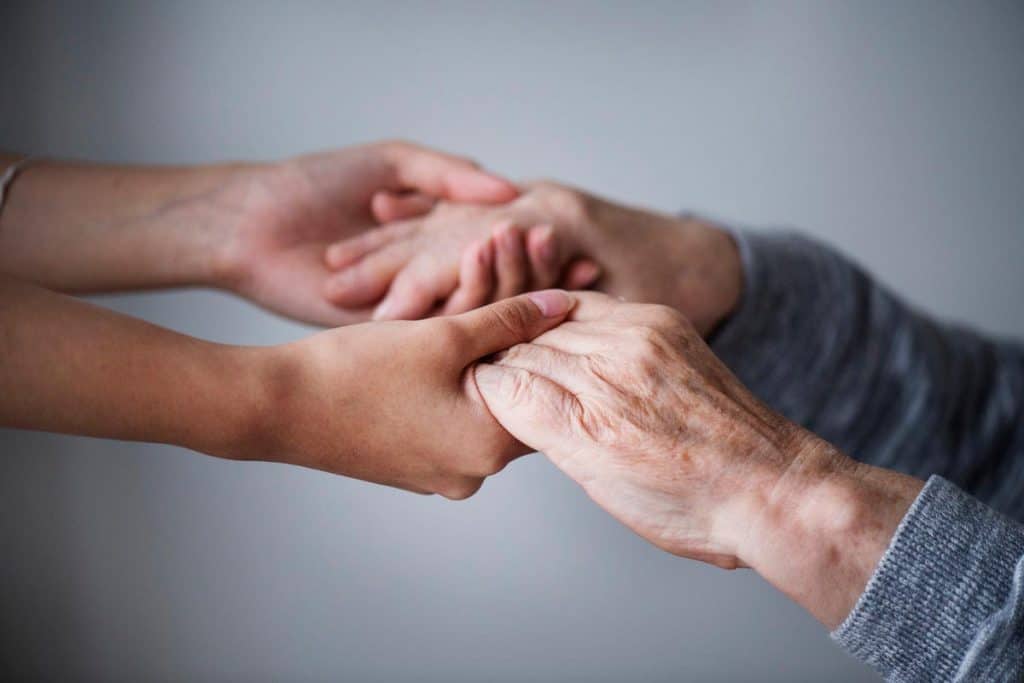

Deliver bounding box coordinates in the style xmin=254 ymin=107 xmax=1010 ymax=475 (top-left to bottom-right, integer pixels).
xmin=325 ymin=220 xmax=419 ymax=270
xmin=453 ymin=290 xmax=574 ymax=359
xmin=511 ymin=322 xmax=613 ymax=357
xmin=441 ymin=238 xmax=495 ymax=315
xmin=561 ymin=259 xmax=603 ymax=290
xmin=493 ymin=221 xmax=528 ymax=301
xmin=525 ymin=224 xmax=561 ymax=289
xmin=323 ymin=241 xmax=416 ymax=307
xmin=564 ymin=290 xmax=622 ymax=322
xmin=370 ymin=191 xmax=435 ymax=223
xmin=373 ymin=256 xmax=458 ymax=321
xmin=385 ymin=141 xmax=519 ymax=204
xmin=473 ymin=363 xmax=576 ymax=456
xmin=493 ymin=342 xmax=592 ymax=395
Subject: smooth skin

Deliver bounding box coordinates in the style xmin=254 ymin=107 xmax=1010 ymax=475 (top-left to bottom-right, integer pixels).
xmin=0 ymin=272 xmax=572 ymax=499
xmin=474 ymin=292 xmax=925 ymax=627
xmin=0 ymin=142 xmax=575 ymax=498
xmin=0 ymin=141 xmax=518 ymax=326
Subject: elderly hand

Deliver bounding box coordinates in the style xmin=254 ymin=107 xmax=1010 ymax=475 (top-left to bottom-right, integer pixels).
xmin=213 ymin=140 xmax=518 ymax=326
xmin=246 ymin=290 xmax=572 ymax=499
xmin=323 ymin=182 xmax=740 ymax=335
xmin=473 ymin=292 xmax=923 ymax=626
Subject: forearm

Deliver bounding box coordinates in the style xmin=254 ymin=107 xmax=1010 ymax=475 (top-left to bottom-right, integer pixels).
xmin=712 ymin=229 xmax=1024 ymax=519
xmin=741 ymin=433 xmax=1024 ymax=680
xmin=834 ymin=477 xmax=1024 ymax=681
xmin=0 ymin=275 xmax=267 ymax=458
xmin=740 ymin=435 xmax=924 ymax=628
xmin=0 ymin=155 xmax=260 ymax=292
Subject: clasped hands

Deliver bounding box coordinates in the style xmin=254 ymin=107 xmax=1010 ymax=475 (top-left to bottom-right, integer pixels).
xmin=184 ymin=140 xmax=913 ymax=627
xmin=0 ymin=139 xmax=932 ymax=633
xmin=213 ymin=140 xmax=752 ymax=505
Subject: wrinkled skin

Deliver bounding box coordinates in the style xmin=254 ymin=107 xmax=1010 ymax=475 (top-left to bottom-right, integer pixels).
xmin=473 ymin=292 xmax=806 ymax=567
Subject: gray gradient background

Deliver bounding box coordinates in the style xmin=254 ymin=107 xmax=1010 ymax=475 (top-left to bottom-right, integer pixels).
xmin=1 ymin=1 xmax=1022 ymax=681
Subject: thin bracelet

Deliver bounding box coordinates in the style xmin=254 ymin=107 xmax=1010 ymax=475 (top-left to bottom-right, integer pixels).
xmin=0 ymin=158 xmax=32 ymax=219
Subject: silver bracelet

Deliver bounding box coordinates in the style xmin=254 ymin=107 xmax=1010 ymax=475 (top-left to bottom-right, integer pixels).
xmin=0 ymin=158 xmax=31 ymax=216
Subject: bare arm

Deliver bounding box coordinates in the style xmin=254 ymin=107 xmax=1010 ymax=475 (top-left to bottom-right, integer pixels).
xmin=0 ymin=155 xmax=247 ymax=292
xmin=0 ymin=274 xmax=262 ymax=454
xmin=0 ymin=272 xmax=571 ymax=498
xmin=0 ymin=142 xmax=518 ymax=325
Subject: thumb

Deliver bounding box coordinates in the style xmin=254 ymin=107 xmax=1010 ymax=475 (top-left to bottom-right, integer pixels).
xmin=454 ymin=290 xmax=574 ymax=358
xmin=370 ymin=190 xmax=436 ymax=223
xmin=473 ymin=363 xmax=571 ymax=455
xmin=386 ymin=142 xmax=519 ymax=204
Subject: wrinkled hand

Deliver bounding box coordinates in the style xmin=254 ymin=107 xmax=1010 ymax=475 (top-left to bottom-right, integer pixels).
xmin=473 ymin=291 xmax=923 ymax=627
xmin=249 ymin=290 xmax=573 ymax=499
xmin=214 ymin=140 xmax=518 ymax=326
xmin=323 ymin=182 xmax=741 ymax=335
xmin=472 ymin=292 xmax=812 ymax=567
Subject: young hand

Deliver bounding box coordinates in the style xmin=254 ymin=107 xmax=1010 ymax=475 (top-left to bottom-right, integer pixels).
xmin=246 ymin=290 xmax=574 ymax=499
xmin=214 ymin=140 xmax=518 ymax=326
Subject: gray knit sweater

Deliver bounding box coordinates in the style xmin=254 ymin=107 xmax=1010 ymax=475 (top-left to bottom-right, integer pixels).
xmin=710 ymin=230 xmax=1024 ymax=682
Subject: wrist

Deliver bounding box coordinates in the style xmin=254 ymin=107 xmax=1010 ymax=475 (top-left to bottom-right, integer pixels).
xmin=666 ymin=215 xmax=742 ymax=336
xmin=181 ymin=162 xmax=272 ymax=291
xmin=221 ymin=335 xmax=355 ymax=471
xmin=0 ymin=159 xmax=266 ymax=291
xmin=176 ymin=342 xmax=281 ymax=463
xmin=738 ymin=429 xmax=923 ymax=627
xmin=569 ymin=192 xmax=742 ymax=337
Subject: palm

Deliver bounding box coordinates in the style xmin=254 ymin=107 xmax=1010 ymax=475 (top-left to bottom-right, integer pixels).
xmin=220 ymin=142 xmax=517 ymax=326
xmin=231 ymin=153 xmax=390 ymax=326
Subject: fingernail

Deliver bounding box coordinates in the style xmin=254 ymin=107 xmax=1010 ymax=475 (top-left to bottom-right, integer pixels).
xmin=477 ymin=240 xmax=493 ymax=267
xmin=576 ymin=261 xmax=602 ymax=286
xmin=528 ymin=289 xmax=572 ymax=317
xmin=537 ymin=231 xmax=555 ymax=262
xmin=325 ymin=245 xmax=342 ymax=267
xmin=373 ymin=299 xmax=395 ymax=320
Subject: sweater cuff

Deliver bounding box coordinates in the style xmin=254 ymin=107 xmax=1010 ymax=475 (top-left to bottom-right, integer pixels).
xmin=708 ymin=228 xmax=806 ymax=387
xmin=832 ymin=475 xmax=1024 ymax=681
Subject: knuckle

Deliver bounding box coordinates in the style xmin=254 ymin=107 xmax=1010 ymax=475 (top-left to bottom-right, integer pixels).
xmin=544 ymin=185 xmax=588 ymax=221
xmin=629 ymin=324 xmax=664 ymax=353
xmin=381 ymin=138 xmax=412 ymax=153
xmin=647 ymin=304 xmax=686 ymax=328
xmin=489 ymin=301 xmax=533 ymax=339
xmin=576 ymin=402 xmax=618 ymax=445
xmin=621 ymin=329 xmax=666 ymax=379
xmin=500 ymin=368 xmax=535 ymax=406
xmin=431 ymin=319 xmax=473 ymax=360
xmin=519 ymin=178 xmax=557 ymax=194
